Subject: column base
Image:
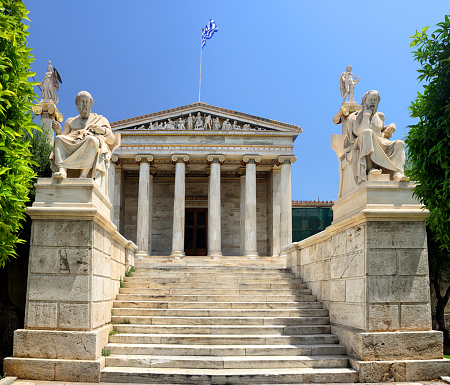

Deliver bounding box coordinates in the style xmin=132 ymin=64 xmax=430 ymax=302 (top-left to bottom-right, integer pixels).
xmin=135 ymin=250 xmax=148 ymax=260
xmin=244 ymin=251 xmax=258 ymax=257
xmin=208 ymin=251 xmax=222 ymax=259
xmin=170 ymin=250 xmax=185 ymax=259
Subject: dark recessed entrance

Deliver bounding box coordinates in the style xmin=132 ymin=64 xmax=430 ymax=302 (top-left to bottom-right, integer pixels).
xmin=185 ymin=208 xmax=207 ymax=256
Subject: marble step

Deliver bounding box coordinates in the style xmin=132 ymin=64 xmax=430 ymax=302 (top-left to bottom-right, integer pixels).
xmin=115 ymin=294 xmax=317 ymax=302
xmin=111 ymin=308 xmax=329 ymax=317
xmin=112 ymin=300 xmax=324 ymax=309
xmin=105 ymin=354 xmax=350 ymax=369
xmin=130 ymin=270 xmax=295 ymax=277
xmin=123 ymin=277 xmax=307 ymax=289
xmin=109 ymin=324 xmax=331 ymax=335
xmin=111 ymin=316 xmax=330 ymax=326
xmin=101 ymin=366 xmax=359 ymax=384
xmin=119 ymin=288 xmax=312 ymax=296
xmin=105 ymin=343 xmax=346 ymax=356
xmin=108 ymin=333 xmax=338 ymax=345
xmin=133 ymin=263 xmax=288 ymax=269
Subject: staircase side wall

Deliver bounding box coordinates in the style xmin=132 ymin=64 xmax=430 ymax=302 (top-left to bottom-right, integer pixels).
xmin=284 ymin=182 xmax=450 ymax=381
xmin=4 ymin=178 xmax=137 ymax=382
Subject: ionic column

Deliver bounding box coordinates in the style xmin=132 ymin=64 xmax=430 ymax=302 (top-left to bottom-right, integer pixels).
xmin=135 ymin=155 xmax=154 ymax=259
xmin=171 ymin=154 xmax=189 ymax=258
xmin=238 ymin=168 xmax=246 ymax=256
xmin=207 ymin=155 xmax=225 ymax=257
xmin=107 ymin=155 xmax=118 ymax=222
xmin=242 ymin=155 xmax=261 ymax=257
xmin=270 ymin=165 xmax=281 ymax=257
xmin=278 ymin=155 xmax=297 ymax=254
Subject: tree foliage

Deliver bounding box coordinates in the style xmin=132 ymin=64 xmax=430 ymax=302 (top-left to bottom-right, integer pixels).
xmin=0 ymin=0 xmax=38 ymax=266
xmin=406 ymin=17 xmax=450 ymax=251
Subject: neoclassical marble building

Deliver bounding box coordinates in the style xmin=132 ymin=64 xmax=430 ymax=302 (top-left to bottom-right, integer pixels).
xmin=108 ymin=102 xmax=301 ymax=258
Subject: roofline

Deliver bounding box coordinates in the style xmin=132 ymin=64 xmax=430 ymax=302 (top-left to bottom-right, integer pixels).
xmin=111 ymin=101 xmax=302 ymax=132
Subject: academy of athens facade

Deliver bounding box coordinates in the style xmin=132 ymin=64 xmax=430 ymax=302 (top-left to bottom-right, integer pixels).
xmin=108 ymin=102 xmax=301 ymax=258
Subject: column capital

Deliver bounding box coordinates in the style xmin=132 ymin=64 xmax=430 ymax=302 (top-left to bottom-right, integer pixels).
xmin=172 ymin=154 xmax=189 ymax=165
xmin=206 ymin=154 xmax=225 ymax=165
xmin=276 ymin=155 xmax=297 ymax=166
xmin=150 ymin=167 xmax=157 ymax=176
xmin=242 ymin=155 xmax=261 ymax=166
xmin=135 ymin=154 xmax=154 ymax=164
xmin=237 ymin=167 xmax=246 ymax=177
xmin=110 ymin=154 xmax=120 ymax=165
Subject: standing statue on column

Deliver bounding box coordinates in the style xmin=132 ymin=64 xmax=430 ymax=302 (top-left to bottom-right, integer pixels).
xmin=39 ymin=61 xmax=62 ymax=104
xmin=340 ymin=65 xmax=359 ymax=103
xmin=51 ymin=91 xmax=117 ymax=180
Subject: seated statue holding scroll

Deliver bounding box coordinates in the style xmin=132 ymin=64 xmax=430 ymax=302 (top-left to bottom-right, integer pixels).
xmin=344 ymin=90 xmax=407 ymax=183
xmin=51 ymin=91 xmax=117 ymax=180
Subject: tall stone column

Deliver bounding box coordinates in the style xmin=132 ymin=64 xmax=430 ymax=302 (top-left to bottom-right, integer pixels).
xmin=113 ymin=162 xmax=124 ymax=233
xmin=278 ymin=155 xmax=297 ymax=254
xmin=135 ymin=155 xmax=154 ymax=259
xmin=171 ymin=154 xmax=189 ymax=258
xmin=238 ymin=168 xmax=246 ymax=256
xmin=242 ymin=155 xmax=261 ymax=257
xmin=207 ymin=155 xmax=225 ymax=257
xmin=107 ymin=155 xmax=119 ymax=223
xmin=270 ymin=165 xmax=282 ymax=256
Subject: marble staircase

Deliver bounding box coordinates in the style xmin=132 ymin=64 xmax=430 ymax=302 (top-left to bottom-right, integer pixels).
xmin=101 ymin=256 xmax=359 ymax=384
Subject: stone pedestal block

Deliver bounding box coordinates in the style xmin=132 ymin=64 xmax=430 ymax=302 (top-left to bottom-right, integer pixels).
xmin=5 ymin=178 xmax=136 ymax=382
xmin=284 ymin=181 xmax=450 ymax=381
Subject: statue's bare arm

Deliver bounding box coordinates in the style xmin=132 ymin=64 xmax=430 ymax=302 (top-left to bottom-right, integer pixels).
xmin=61 ymin=117 xmax=75 ymax=136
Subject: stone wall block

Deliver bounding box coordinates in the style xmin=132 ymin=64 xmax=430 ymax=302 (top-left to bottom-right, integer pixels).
xmin=330 ymin=251 xmax=365 ymax=279
xmin=93 ymin=223 xmax=104 ymax=251
xmin=331 ymin=230 xmax=346 ymax=257
xmin=330 ymin=280 xmax=346 ymax=302
xmin=368 ymin=304 xmax=400 ymax=331
xmin=357 ymin=361 xmax=406 ymax=382
xmin=59 ymin=303 xmax=90 ymax=330
xmin=329 ymin=303 xmax=366 ymax=330
xmin=315 ymin=261 xmax=330 ymax=281
xmin=54 ymin=359 xmax=104 ymax=382
xmin=4 ymin=358 xmax=56 ymax=380
xmin=32 ymin=220 xmax=93 ymax=247
xmin=92 ymin=301 xmax=111 ymax=329
xmin=346 ymin=224 xmax=365 ymax=253
xmin=366 ymin=221 xmax=427 ymax=249
xmin=398 ymin=248 xmax=428 ymax=276
xmin=405 ymin=360 xmax=450 ymax=381
xmin=368 ymin=276 xmax=430 ymax=303
xmin=367 ymin=248 xmax=397 ymax=276
xmin=26 ymin=302 xmax=58 ymax=329
xmin=400 ymin=304 xmax=432 ymax=330
xmin=93 ymin=248 xmax=111 ymax=278
xmin=345 ymin=278 xmax=366 ymax=303
xmin=58 ymin=247 xmax=90 ymax=275
xmin=29 ymin=246 xmax=60 ymax=274
xmin=28 ymin=275 xmax=90 ymax=302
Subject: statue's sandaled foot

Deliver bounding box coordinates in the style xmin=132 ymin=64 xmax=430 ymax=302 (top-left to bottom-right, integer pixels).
xmin=368 ymin=168 xmax=382 ymax=175
xmin=393 ymin=171 xmax=408 ymax=181
xmin=53 ymin=170 xmax=67 ymax=179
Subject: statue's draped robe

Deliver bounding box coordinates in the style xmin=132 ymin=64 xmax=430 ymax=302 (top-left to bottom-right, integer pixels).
xmin=343 ymin=111 xmax=405 ymax=184
xmin=40 ymin=72 xmax=59 ymax=104
xmin=51 ymin=113 xmax=115 ymax=179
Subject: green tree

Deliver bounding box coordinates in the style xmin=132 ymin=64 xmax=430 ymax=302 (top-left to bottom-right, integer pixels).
xmin=406 ymin=17 xmax=450 ymax=250
xmin=0 ymin=0 xmax=38 ymax=266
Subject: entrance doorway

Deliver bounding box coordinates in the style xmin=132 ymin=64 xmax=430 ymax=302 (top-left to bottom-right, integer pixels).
xmin=185 ymin=208 xmax=207 ymax=256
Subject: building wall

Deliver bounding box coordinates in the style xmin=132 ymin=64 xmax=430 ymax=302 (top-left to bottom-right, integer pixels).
xmin=122 ymin=176 xmax=270 ymax=256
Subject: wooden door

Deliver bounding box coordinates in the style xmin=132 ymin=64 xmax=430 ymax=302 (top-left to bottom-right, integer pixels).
xmin=185 ymin=208 xmax=207 ymax=256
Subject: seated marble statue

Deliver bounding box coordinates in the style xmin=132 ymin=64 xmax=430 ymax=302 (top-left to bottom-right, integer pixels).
xmin=344 ymin=90 xmax=407 ymax=183
xmin=51 ymin=91 xmax=116 ymax=179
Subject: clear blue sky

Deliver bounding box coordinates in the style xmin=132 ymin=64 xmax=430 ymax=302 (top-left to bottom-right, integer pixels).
xmin=24 ymin=1 xmax=448 ymax=201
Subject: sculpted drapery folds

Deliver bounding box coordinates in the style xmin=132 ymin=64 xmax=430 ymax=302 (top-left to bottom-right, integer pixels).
xmin=343 ymin=90 xmax=407 ymax=184
xmin=51 ymin=91 xmax=116 ymax=179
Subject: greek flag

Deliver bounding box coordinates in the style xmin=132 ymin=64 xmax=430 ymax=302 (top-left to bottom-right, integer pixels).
xmin=201 ymin=19 xmax=218 ymax=49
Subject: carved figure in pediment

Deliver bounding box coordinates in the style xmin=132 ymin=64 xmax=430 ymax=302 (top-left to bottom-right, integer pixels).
xmin=243 ymin=124 xmax=251 ymax=130
xmin=232 ymin=121 xmax=241 ymax=130
xmin=177 ymin=117 xmax=186 ymax=130
xmin=166 ymin=119 xmax=175 ymax=130
xmin=195 ymin=112 xmax=203 ymax=130
xmin=222 ymin=119 xmax=231 ymax=130
xmin=204 ymin=115 xmax=212 ymax=130
xmin=187 ymin=113 xmax=194 ymax=130
xmin=213 ymin=117 xmax=221 ymax=130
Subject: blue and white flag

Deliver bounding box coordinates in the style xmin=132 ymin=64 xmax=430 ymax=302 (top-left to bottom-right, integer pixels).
xmin=201 ymin=19 xmax=218 ymax=49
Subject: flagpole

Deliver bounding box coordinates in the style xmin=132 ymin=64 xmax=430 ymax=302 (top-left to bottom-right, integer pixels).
xmin=198 ymin=29 xmax=203 ymax=102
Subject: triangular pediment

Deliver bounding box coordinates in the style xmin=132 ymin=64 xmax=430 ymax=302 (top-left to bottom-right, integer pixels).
xmin=111 ymin=102 xmax=302 ymax=134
